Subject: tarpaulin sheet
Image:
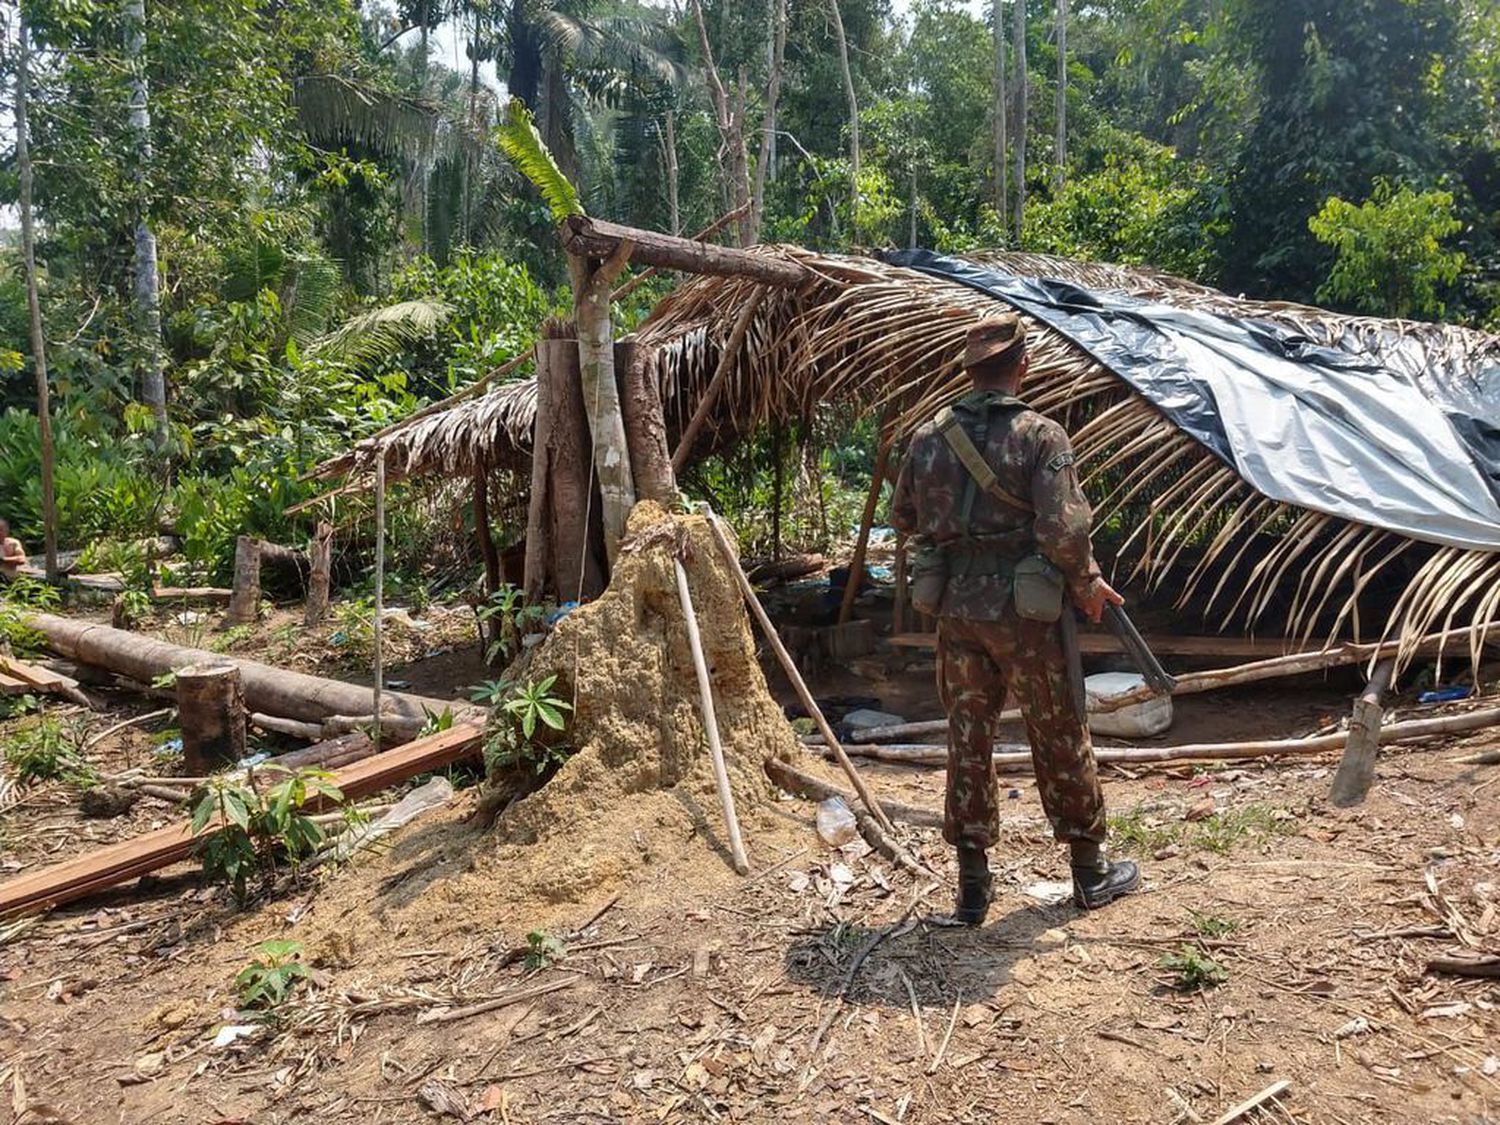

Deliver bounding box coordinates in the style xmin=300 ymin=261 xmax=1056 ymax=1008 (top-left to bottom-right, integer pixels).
xmin=885 ymin=249 xmax=1500 ymax=553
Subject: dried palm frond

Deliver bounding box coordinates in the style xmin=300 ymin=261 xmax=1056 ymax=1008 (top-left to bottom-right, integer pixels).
xmin=310 ymin=247 xmax=1500 ymax=666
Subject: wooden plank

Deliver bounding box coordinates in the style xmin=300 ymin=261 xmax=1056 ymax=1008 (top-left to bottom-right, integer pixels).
xmin=0 ymin=723 xmax=483 ymax=917
xmin=0 ymin=672 xmax=31 ymax=695
xmin=0 ymin=655 xmax=91 ymax=706
xmin=560 ymin=215 xmax=809 ymax=288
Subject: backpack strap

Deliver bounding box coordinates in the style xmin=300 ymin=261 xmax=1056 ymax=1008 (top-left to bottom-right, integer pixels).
xmin=935 ymin=406 xmax=1035 ymax=515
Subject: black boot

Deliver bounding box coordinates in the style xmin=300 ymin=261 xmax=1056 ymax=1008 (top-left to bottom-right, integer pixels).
xmin=1071 ymin=858 xmax=1141 ymax=910
xmin=954 ymin=844 xmax=993 ymax=925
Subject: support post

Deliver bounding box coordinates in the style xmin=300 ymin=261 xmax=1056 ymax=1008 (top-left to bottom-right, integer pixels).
xmin=674 ymin=558 xmax=750 ymax=874
xmin=837 ymin=431 xmax=893 ymax=626
xmin=225 ymin=536 xmax=262 ymax=625
xmin=304 ymin=522 xmax=333 ymax=627
xmin=570 ymin=245 xmax=637 ymax=564
xmin=893 ymin=530 xmax=909 ymax=635
xmin=1328 ymin=659 xmax=1396 ymax=807
xmin=523 ymin=340 xmax=557 ymax=602
xmin=176 ymin=662 xmax=245 ymax=774
xmin=474 ymin=459 xmax=501 ymax=595
xmin=373 ymin=458 xmax=386 ymax=750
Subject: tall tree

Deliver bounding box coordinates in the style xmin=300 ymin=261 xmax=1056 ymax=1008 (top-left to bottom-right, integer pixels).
xmin=15 ymin=12 xmax=58 ymax=581
xmin=750 ymin=0 xmax=789 ymax=242
xmin=1011 ymin=0 xmax=1027 ymax=239
xmin=828 ymin=0 xmax=861 ymax=240
xmin=124 ymin=0 xmax=168 ymax=445
xmin=1054 ymin=0 xmax=1066 ymax=190
xmin=992 ymin=0 xmax=1006 ymax=220
xmin=689 ymin=0 xmax=752 ymax=244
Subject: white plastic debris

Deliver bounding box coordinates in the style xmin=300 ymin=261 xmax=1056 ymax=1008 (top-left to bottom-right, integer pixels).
xmin=1021 ymin=880 xmax=1073 ymax=906
xmin=815 ymin=796 xmax=858 ymax=847
xmin=212 ymin=1025 xmax=260 ymax=1049
xmin=1085 ymin=672 xmax=1174 ymax=737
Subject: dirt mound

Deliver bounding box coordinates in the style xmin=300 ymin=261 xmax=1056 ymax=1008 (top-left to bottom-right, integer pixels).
xmin=484 ymin=502 xmax=796 ymax=902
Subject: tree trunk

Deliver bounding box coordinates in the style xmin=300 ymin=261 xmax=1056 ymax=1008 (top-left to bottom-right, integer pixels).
xmin=569 ymin=250 xmax=637 ymax=565
xmin=15 ymin=16 xmax=58 ymax=582
xmin=1054 ymin=0 xmax=1067 ymax=191
xmin=225 ymin=536 xmax=262 ymax=625
xmin=617 ymin=340 xmax=677 ymax=505
xmin=474 ymin=461 xmax=501 ymax=596
xmin=663 ymin=111 xmax=681 ymax=236
xmin=688 ymin=0 xmax=752 ymax=246
xmin=560 ymin=216 xmax=807 ymax=287
xmin=175 ymin=663 xmax=246 ymax=774
xmin=750 ymin=0 xmax=788 ymax=244
xmin=304 ymin=522 xmax=333 ymax=627
xmin=1328 ymin=659 xmax=1395 ymax=807
xmin=837 ymin=433 xmax=893 ymax=626
xmin=527 ymin=332 xmax=607 ymax=603
xmin=828 ymin=0 xmax=860 ymax=241
xmin=1012 ymin=0 xmax=1028 ymax=241
xmin=993 ymin=0 xmax=1007 ymax=222
xmin=28 ymin=613 xmax=475 ymax=730
xmin=373 ymin=458 xmax=386 ymax=748
xmin=124 ymin=0 xmax=168 ymax=446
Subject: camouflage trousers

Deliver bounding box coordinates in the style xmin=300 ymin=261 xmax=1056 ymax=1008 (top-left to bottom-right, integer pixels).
xmin=937 ymin=613 xmax=1106 ymax=849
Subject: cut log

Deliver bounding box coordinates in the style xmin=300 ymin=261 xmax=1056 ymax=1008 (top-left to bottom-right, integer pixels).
xmin=0 ymin=723 xmax=483 ymax=917
xmin=257 ymin=540 xmax=310 ymax=586
xmin=25 ymin=613 xmax=478 ymax=735
xmin=224 ymin=536 xmax=262 ymax=625
xmin=175 ymin=663 xmax=246 ymax=774
xmin=1327 ymin=658 xmax=1395 ymax=808
xmin=830 ymin=705 xmax=1500 ymax=768
xmin=747 ymin=554 xmax=825 ymax=584
xmin=268 ymin=731 xmax=375 ymax=772
xmin=149 ymin=584 xmax=234 ymax=605
xmin=304 ymin=521 xmax=333 ymax=626
xmin=560 ymin=215 xmax=808 ymax=288
xmin=618 ymin=338 xmax=678 ymax=505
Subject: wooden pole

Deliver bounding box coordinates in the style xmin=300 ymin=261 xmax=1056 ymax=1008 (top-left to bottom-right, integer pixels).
xmin=771 ymin=424 xmax=785 ymax=563
xmin=673 ymin=558 xmax=750 ymax=874
xmin=704 ymin=509 xmax=895 ymax=834
xmin=893 ymin=530 xmax=909 ymax=636
xmin=15 ymin=16 xmax=58 ymax=583
xmin=373 ymin=457 xmax=386 ymax=750
xmin=837 ymin=433 xmax=892 ymax=626
xmin=523 ymin=340 xmax=557 ymax=601
xmin=1328 ymin=658 xmax=1395 ymax=807
xmin=474 ymin=460 xmax=501 ymax=597
xmin=831 ymin=705 xmax=1500 ymax=768
xmin=175 ymin=663 xmax=245 ymax=774
xmin=304 ymin=522 xmax=333 ymax=627
xmin=570 ymin=244 xmax=637 ymax=564
xmin=225 ymin=536 xmax=262 ymax=625
xmin=672 ymin=287 xmax=768 ymax=473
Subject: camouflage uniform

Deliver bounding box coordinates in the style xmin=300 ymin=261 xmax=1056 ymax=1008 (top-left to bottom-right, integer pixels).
xmin=890 ymin=390 xmax=1108 ymax=850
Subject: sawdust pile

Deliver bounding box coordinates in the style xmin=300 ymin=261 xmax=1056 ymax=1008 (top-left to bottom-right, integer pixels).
xmin=483 ymin=502 xmax=800 ymax=904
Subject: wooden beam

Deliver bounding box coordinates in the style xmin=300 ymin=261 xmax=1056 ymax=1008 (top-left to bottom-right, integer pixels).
xmin=887 ymin=631 xmax=1304 ymax=658
xmin=0 ymin=723 xmax=482 ymax=917
xmin=672 ymin=288 xmax=767 ymax=472
xmin=837 ymin=430 xmax=893 ymax=626
xmin=560 ymin=215 xmax=809 ymax=288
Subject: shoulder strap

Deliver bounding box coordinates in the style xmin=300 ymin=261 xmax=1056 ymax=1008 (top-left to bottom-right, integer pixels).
xmin=935 ymin=406 xmax=1035 ymax=515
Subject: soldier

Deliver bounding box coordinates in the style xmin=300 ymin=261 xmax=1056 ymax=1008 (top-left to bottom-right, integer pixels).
xmin=890 ymin=314 xmax=1140 ymax=923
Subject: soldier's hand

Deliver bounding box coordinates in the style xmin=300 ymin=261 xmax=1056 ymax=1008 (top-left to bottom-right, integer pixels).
xmin=1074 ymin=578 xmax=1125 ymax=624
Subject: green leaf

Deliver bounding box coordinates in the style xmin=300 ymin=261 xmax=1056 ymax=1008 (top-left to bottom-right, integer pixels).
xmin=537 ymin=703 xmax=566 ymax=731
xmin=223 ymin=791 xmax=252 ymax=830
xmin=496 ymin=99 xmax=584 ymax=224
xmin=191 ymin=793 xmax=217 ymax=834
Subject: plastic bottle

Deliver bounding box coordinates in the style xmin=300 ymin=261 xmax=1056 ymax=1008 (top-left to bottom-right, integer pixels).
xmin=815 ymin=796 xmax=858 ymax=847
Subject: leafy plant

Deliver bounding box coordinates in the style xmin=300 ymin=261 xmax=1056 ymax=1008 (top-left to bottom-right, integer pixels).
xmin=1 ymin=713 xmax=94 ymax=786
xmin=114 ymin=588 xmax=153 ymax=630
xmin=1188 ymin=910 xmax=1240 ymax=939
xmin=475 ymin=583 xmax=545 ymax=666
xmin=210 ymin=624 xmax=256 ymax=653
xmin=481 ymin=676 xmax=573 ymax=778
xmin=524 ymin=930 xmax=567 ymax=970
xmin=1159 ymin=945 xmax=1229 ymax=991
xmin=416 ymin=706 xmax=455 ymax=738
xmin=235 ymin=939 xmax=312 ymax=1010
xmin=497 ymin=98 xmax=584 ymax=223
xmin=469 ymin=678 xmax=513 ymax=707
xmin=191 ymin=766 xmax=355 ymax=903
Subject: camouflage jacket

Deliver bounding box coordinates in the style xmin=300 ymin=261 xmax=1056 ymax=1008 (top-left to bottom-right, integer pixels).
xmin=890 ymin=390 xmax=1104 ymax=622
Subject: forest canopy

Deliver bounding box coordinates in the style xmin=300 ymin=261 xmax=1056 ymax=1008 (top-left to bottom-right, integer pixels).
xmin=1 ymin=0 xmax=1497 ymax=571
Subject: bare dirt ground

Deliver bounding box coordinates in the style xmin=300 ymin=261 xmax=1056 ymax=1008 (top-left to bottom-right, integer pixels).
xmin=4 ymin=678 xmax=1498 ymax=1124
xmin=2 ymin=552 xmax=1497 ymax=1125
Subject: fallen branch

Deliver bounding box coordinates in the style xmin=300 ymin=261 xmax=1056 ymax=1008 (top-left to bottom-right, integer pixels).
xmin=763 ymin=756 xmax=942 ymax=830
xmin=1426 ymin=956 xmax=1500 ymax=979
xmin=416 ymin=977 xmax=577 ymax=1025
xmin=1209 ymin=1081 xmax=1291 ymax=1125
xmin=830 ymin=706 xmax=1500 ymax=769
xmin=82 ymin=708 xmax=174 ymax=753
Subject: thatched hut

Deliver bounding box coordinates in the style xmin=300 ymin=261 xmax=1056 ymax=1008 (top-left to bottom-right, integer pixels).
xmin=310 ymin=247 xmax=1500 ymax=667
